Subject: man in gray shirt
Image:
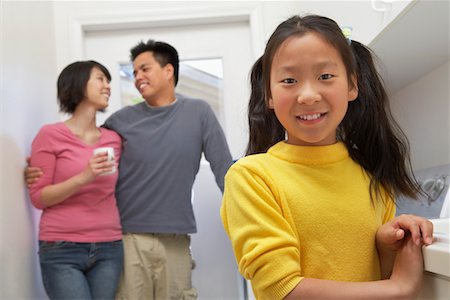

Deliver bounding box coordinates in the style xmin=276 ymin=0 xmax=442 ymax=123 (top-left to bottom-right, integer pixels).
xmin=110 ymin=40 xmax=232 ymax=299
xmin=26 ymin=40 xmax=233 ymax=300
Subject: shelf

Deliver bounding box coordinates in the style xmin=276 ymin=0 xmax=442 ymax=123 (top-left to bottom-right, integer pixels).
xmin=369 ymin=0 xmax=449 ymax=94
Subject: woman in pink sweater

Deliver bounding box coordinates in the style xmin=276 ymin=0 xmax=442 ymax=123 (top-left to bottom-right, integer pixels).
xmin=29 ymin=61 xmax=123 ymax=300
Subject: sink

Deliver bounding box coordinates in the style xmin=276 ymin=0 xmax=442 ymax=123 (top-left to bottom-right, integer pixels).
xmin=423 ymin=218 xmax=450 ymax=277
xmin=418 ymin=218 xmax=450 ymax=300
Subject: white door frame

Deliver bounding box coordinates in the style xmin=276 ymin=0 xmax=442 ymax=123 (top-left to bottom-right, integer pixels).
xmin=59 ymin=4 xmax=265 ymax=68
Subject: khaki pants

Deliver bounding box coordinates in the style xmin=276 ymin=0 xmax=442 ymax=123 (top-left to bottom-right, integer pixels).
xmin=115 ymin=233 xmax=197 ymax=300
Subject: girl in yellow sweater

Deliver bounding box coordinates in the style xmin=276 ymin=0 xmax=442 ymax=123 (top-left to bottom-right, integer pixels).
xmin=221 ymin=15 xmax=433 ymax=300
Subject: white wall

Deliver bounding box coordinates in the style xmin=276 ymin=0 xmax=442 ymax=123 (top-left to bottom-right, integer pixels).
xmin=1 ymin=1 xmax=58 ymax=299
xmin=391 ymin=61 xmax=450 ymax=171
xmin=262 ymin=0 xmax=405 ymax=45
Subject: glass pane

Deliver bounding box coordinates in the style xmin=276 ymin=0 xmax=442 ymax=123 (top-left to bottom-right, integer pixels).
xmin=119 ymin=63 xmax=144 ymax=106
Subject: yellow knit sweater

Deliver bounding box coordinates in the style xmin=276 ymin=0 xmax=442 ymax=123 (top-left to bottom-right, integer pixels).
xmin=220 ymin=141 xmax=395 ymax=300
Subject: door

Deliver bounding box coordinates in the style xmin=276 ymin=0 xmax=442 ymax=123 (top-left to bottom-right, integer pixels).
xmin=84 ymin=20 xmax=254 ymax=299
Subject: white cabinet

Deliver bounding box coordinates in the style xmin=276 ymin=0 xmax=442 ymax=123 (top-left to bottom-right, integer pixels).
xmin=369 ymin=0 xmax=449 ymax=94
xmin=369 ymin=0 xmax=449 ymax=170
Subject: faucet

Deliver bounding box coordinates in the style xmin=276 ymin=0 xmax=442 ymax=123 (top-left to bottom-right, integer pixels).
xmin=420 ymin=175 xmax=447 ymax=207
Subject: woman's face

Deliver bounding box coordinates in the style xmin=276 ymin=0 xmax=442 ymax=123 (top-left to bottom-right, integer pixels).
xmin=268 ymin=32 xmax=358 ymax=146
xmin=84 ymin=67 xmax=111 ymax=110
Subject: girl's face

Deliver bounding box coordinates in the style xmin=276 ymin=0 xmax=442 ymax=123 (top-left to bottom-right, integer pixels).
xmin=269 ymin=32 xmax=358 ymax=146
xmin=85 ymin=67 xmax=111 ymax=110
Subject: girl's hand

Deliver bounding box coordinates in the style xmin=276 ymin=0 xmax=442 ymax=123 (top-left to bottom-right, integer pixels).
xmin=79 ymin=152 xmax=115 ymax=184
xmin=376 ymin=214 xmax=433 ymax=253
xmin=389 ymin=232 xmax=424 ymax=299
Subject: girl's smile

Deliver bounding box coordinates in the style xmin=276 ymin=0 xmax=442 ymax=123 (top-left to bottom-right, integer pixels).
xmin=296 ymin=112 xmax=327 ymax=124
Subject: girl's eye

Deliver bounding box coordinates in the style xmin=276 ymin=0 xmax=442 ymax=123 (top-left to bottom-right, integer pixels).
xmin=319 ymin=74 xmax=333 ymax=80
xmin=281 ymin=78 xmax=297 ymax=84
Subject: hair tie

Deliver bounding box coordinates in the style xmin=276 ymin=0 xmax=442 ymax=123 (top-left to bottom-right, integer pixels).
xmin=341 ymin=26 xmax=353 ymax=45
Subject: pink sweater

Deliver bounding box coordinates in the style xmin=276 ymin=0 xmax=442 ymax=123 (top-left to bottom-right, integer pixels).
xmin=29 ymin=122 xmax=122 ymax=242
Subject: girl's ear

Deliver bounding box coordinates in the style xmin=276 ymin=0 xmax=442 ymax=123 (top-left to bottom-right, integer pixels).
xmin=268 ymin=97 xmax=274 ymax=109
xmin=348 ymin=75 xmax=358 ymax=102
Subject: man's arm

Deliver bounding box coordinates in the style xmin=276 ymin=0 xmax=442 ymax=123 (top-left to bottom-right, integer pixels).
xmin=201 ymin=105 xmax=233 ymax=192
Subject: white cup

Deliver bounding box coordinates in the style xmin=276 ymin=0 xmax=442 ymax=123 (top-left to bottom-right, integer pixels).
xmin=93 ymin=147 xmax=116 ymax=175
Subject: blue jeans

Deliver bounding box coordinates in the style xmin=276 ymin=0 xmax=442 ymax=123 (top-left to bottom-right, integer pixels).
xmin=38 ymin=240 xmax=124 ymax=300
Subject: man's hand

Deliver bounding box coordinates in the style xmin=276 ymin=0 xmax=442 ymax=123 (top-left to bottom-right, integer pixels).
xmin=25 ymin=157 xmax=43 ymax=187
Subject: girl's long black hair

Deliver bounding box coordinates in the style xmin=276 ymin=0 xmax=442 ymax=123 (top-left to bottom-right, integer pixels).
xmin=246 ymin=15 xmax=421 ymax=201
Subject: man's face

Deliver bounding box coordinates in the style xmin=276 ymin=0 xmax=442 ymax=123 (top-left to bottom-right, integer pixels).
xmin=133 ymin=51 xmax=173 ymax=102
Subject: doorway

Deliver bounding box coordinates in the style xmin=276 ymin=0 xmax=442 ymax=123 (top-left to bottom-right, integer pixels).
xmin=83 ymin=20 xmax=254 ymax=300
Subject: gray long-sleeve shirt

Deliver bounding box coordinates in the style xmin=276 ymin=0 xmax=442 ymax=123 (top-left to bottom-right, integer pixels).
xmin=104 ymin=94 xmax=233 ymax=234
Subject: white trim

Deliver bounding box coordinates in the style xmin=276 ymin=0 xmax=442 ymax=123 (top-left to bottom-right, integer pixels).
xmin=61 ymin=4 xmax=265 ymax=66
xmin=70 ymin=18 xmax=84 ymax=60
xmin=249 ymin=5 xmax=265 ymax=59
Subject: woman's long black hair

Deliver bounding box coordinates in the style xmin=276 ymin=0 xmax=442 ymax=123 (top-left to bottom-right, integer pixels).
xmin=246 ymin=15 xmax=421 ymax=201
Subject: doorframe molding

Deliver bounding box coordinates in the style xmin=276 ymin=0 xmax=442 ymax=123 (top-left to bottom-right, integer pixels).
xmin=59 ymin=4 xmax=265 ymax=69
